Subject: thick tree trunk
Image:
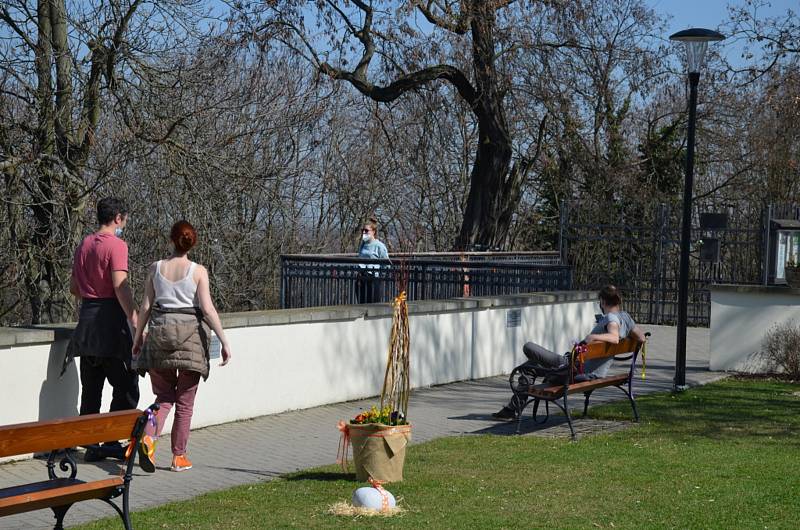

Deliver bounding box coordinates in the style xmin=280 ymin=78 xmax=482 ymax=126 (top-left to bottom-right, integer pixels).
xmin=455 ymin=120 xmax=513 ymax=249
xmin=454 ymin=1 xmax=521 ymax=250
xmin=25 ymin=0 xmax=57 ymax=324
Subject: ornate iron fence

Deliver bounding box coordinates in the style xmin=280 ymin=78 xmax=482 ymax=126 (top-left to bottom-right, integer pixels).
xmin=561 ymin=202 xmax=798 ymax=326
xmin=279 ymin=252 xmax=569 ymax=309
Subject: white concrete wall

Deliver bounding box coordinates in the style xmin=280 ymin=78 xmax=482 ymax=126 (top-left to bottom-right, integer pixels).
xmin=709 ymin=286 xmax=800 ymax=372
xmin=470 ymin=298 xmax=595 ymax=379
xmin=1 ymin=294 xmax=594 ymax=438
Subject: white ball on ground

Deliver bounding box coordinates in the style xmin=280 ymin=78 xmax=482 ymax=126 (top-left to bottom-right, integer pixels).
xmin=352 ymin=486 xmax=397 ymax=511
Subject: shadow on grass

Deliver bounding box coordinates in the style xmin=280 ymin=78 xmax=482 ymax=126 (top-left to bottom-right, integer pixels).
xmin=285 ymin=471 xmax=356 ymax=482
xmin=467 ymin=415 xmax=577 ymax=436
xmin=591 ymin=378 xmax=800 ymax=443
xmin=455 ymin=379 xmax=800 ymax=442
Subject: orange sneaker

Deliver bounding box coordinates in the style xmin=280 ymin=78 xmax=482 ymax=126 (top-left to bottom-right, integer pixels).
xmin=138 ymin=435 xmax=156 ymax=473
xmin=171 ymin=454 xmax=193 ymax=472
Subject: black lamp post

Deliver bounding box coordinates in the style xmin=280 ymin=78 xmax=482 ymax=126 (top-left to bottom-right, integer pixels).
xmin=669 ymin=28 xmax=724 ymax=391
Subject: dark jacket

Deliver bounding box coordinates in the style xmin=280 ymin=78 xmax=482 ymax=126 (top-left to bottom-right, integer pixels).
xmin=62 ymin=298 xmax=132 ymax=376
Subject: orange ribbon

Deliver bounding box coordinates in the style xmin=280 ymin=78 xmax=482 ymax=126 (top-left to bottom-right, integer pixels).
xmin=336 ymin=420 xmax=350 ymax=471
xmin=124 ymin=439 xmax=135 ymax=461
xmin=141 ymin=434 xmax=156 ymax=459
xmin=368 ymin=477 xmax=391 ymax=512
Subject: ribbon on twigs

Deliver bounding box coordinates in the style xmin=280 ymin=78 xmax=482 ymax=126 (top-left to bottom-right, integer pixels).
xmin=571 ymin=342 xmax=588 ymax=382
xmin=336 ymin=420 xmax=351 ymax=471
xmin=641 ymin=341 xmax=647 ymax=380
xmin=394 ymin=291 xmax=407 ymax=307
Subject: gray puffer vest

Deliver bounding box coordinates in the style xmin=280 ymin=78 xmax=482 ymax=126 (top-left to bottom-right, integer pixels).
xmin=137 ymin=305 xmax=211 ymax=380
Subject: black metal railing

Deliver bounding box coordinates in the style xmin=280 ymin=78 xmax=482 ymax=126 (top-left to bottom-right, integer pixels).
xmin=561 ymin=202 xmax=800 ymax=327
xmin=280 ymin=253 xmax=571 ymax=309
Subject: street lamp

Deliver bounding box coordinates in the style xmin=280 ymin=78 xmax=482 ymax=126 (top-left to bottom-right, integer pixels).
xmin=669 ymin=28 xmax=724 ymax=392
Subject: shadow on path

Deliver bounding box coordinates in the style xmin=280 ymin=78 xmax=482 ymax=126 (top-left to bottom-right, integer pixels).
xmin=285 ymin=471 xmax=356 ymax=482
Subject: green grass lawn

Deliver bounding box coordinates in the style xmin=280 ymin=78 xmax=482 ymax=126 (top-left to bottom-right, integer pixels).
xmin=78 ymin=379 xmax=800 ymax=529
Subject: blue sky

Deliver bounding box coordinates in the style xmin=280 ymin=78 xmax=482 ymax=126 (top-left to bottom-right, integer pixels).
xmin=649 ymin=0 xmax=796 ymax=64
xmin=650 ymin=0 xmax=794 ymax=32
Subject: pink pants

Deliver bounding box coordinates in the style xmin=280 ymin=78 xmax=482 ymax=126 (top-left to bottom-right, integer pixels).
xmin=145 ymin=369 xmax=202 ymax=456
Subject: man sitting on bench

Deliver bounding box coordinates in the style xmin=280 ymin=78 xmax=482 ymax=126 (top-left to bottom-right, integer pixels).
xmin=493 ymin=285 xmax=647 ymax=420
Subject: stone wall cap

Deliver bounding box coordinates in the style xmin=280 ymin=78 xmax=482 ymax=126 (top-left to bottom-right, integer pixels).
xmin=711 ymin=284 xmax=800 ymax=295
xmin=0 ymin=327 xmax=56 ymax=347
xmin=0 ymin=291 xmax=594 ymax=342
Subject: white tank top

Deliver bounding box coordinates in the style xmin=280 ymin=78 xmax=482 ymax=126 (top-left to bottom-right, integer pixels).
xmin=153 ymin=260 xmax=198 ymax=309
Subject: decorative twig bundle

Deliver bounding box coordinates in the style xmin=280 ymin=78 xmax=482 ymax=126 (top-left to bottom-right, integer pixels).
xmin=380 ymin=260 xmax=410 ymax=422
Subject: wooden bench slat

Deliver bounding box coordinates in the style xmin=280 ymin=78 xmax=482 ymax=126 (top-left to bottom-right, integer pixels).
xmin=0 ymin=410 xmax=141 ymax=458
xmin=0 ymin=477 xmax=124 ymax=517
xmin=528 ymin=373 xmax=628 ymax=398
xmin=0 ymin=478 xmax=82 ymax=500
xmin=583 ymin=337 xmax=641 ymax=361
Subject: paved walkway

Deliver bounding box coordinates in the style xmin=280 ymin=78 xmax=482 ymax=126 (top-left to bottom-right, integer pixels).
xmin=1 ymin=325 xmax=721 ymax=529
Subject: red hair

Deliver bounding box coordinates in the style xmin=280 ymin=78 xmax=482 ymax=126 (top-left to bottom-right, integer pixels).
xmin=170 ymin=220 xmax=197 ymax=253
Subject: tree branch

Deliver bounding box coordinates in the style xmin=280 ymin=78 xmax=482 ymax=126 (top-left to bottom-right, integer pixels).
xmin=340 ymin=0 xmax=374 ymax=81
xmin=320 ymin=62 xmax=477 ymax=106
xmin=493 ymin=0 xmax=517 ymax=10
xmin=413 ymin=0 xmax=471 ymax=35
xmin=0 ymin=7 xmax=37 ymax=51
xmin=49 ymin=0 xmax=75 ymax=158
xmin=76 ymin=0 xmax=144 ymax=160
xmin=108 ymin=0 xmax=145 ymax=88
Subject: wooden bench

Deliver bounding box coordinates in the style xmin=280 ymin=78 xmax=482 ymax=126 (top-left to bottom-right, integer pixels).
xmin=0 ymin=406 xmax=157 ymax=529
xmin=514 ymin=334 xmax=649 ymax=440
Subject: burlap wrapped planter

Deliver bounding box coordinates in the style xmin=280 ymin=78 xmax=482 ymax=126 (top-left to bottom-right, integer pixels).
xmin=349 ymin=423 xmax=412 ymax=483
xmin=785 ymin=266 xmax=800 ymax=288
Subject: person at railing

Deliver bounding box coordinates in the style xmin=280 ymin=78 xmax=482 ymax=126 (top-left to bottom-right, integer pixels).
xmin=356 ymin=216 xmax=389 ymax=303
xmin=492 ymin=285 xmax=647 ymax=420
xmin=132 ymin=220 xmax=232 ymax=472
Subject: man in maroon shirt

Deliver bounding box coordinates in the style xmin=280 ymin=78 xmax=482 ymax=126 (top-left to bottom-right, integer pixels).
xmin=65 ymin=197 xmax=139 ymax=461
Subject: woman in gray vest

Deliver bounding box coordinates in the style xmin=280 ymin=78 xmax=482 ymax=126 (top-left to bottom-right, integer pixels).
xmin=132 ymin=220 xmax=232 ymax=471
xmin=493 ymin=285 xmax=646 ymax=420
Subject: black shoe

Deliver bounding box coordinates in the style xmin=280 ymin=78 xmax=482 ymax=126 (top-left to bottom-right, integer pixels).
xmin=492 ymin=406 xmax=517 ymax=421
xmin=84 ymin=444 xmax=105 ymax=462
xmin=86 ymin=442 xmax=127 ymax=461
xmin=101 ymin=442 xmax=128 ymax=461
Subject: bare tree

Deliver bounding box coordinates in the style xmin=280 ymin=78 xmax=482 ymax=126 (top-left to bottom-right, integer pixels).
xmin=239 ymin=0 xmax=564 ymax=249
xmin=0 ymin=1 xmax=213 ymax=323
xmin=726 ymin=0 xmax=799 ymax=80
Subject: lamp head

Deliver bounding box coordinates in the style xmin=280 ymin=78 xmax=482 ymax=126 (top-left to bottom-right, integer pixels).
xmin=669 ymin=28 xmax=725 ymax=73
